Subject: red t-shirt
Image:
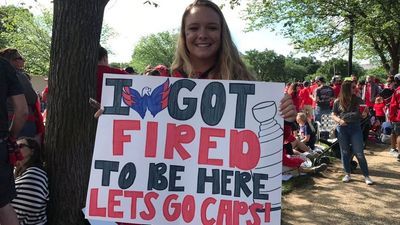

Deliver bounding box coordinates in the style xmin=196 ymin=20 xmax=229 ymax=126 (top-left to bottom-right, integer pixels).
xmin=97 ymin=65 xmax=128 ymax=102
xmin=374 ymin=102 xmax=385 ymax=117
xmin=299 ymin=87 xmax=313 ymax=107
xmin=365 ymin=84 xmax=374 ymax=108
xmin=332 ymin=84 xmax=341 ymax=98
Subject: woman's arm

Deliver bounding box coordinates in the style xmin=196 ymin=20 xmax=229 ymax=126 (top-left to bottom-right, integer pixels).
xmin=331 ymin=112 xmax=346 ymax=126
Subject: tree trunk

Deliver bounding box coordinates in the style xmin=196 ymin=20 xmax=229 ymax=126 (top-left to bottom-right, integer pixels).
xmin=46 ymin=0 xmax=109 ymax=224
xmin=389 ymin=42 xmax=400 ymax=75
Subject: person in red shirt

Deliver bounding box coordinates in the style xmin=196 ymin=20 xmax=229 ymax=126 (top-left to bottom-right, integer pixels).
xmin=287 ymin=82 xmax=301 ymax=112
xmin=389 ymin=74 xmax=400 ymax=159
xmin=299 ymin=81 xmax=314 ymax=121
xmin=96 ymin=46 xmax=128 ymax=103
xmin=374 ymin=96 xmax=386 ymax=123
xmin=331 ymin=75 xmax=342 ymax=98
xmin=362 ymin=75 xmax=380 ymax=109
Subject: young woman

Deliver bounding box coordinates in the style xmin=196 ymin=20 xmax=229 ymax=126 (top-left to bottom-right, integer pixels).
xmin=112 ymin=1 xmax=297 ymax=224
xmin=332 ymin=81 xmax=373 ymax=184
xmin=11 ymin=137 xmax=48 ymax=225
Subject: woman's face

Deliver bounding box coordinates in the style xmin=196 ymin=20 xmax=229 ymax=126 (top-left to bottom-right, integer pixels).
xmin=16 ymin=139 xmax=32 ymax=168
xmin=351 ymin=84 xmax=357 ymax=94
xmin=184 ymin=6 xmax=221 ymax=65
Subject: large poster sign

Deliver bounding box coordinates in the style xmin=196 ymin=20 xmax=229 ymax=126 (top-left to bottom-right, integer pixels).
xmin=85 ymin=74 xmax=284 ymax=225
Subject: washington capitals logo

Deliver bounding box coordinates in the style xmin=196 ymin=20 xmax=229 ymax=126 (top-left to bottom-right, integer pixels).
xmin=122 ymin=79 xmax=170 ymax=118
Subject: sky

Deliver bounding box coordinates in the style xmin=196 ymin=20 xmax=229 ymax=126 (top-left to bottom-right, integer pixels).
xmin=1 ymin=0 xmax=296 ymax=63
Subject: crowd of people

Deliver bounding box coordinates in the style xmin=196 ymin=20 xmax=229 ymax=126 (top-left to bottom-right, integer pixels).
xmin=1 ymin=0 xmax=399 ymax=224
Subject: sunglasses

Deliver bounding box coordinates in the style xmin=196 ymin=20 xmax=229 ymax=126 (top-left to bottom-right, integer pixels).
xmin=17 ymin=143 xmax=30 ymax=149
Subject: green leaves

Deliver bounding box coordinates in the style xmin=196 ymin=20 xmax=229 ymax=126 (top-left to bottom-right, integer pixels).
xmin=130 ymin=30 xmax=177 ymax=73
xmin=0 ymin=6 xmax=51 ymax=75
xmin=243 ymin=0 xmax=400 ymax=73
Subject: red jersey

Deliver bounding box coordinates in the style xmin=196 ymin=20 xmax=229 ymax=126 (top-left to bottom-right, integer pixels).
xmin=299 ymin=87 xmax=313 ymax=108
xmin=389 ymin=87 xmax=400 ymax=122
xmin=96 ymin=65 xmax=128 ymax=102
xmin=332 ymin=83 xmax=341 ymax=98
xmin=373 ymin=102 xmax=385 ymax=117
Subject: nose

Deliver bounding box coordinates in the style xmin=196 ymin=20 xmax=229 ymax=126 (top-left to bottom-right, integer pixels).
xmin=198 ymin=27 xmax=208 ymax=39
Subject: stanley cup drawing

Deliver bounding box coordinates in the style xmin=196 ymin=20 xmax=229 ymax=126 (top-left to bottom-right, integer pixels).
xmin=252 ymin=101 xmax=283 ymax=219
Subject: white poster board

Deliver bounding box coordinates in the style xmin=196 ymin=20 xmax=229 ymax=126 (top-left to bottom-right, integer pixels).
xmin=85 ymin=74 xmax=284 ymax=225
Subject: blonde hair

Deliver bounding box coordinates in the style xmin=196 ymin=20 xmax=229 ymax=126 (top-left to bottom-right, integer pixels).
xmin=172 ymin=0 xmax=254 ymax=81
xmin=297 ymin=112 xmax=315 ymax=133
xmin=375 ymin=96 xmax=383 ymax=103
xmin=297 ymin=112 xmax=307 ymax=123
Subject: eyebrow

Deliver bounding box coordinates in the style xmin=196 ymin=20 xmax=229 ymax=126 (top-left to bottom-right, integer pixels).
xmin=187 ymin=22 xmax=220 ymax=26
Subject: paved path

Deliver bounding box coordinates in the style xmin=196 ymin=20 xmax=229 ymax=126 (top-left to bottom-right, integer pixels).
xmin=282 ymin=143 xmax=400 ymax=225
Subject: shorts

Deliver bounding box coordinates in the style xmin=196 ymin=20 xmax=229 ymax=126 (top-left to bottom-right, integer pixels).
xmin=0 ymin=141 xmax=16 ymax=207
xmin=392 ymin=122 xmax=400 ymax=135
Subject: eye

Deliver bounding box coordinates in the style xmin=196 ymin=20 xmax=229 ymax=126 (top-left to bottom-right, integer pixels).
xmin=207 ymin=25 xmax=219 ymax=31
xmin=187 ymin=26 xmax=199 ymax=31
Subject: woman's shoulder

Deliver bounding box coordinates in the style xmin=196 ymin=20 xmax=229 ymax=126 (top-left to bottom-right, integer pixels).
xmin=16 ymin=167 xmax=48 ymax=182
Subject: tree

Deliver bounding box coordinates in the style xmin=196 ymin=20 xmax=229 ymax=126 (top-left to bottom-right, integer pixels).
xmin=0 ymin=5 xmax=51 ymax=75
xmin=45 ymin=0 xmax=109 ymax=224
xmin=244 ymin=49 xmax=286 ymax=82
xmin=243 ymin=0 xmax=400 ymax=74
xmin=315 ymin=58 xmax=365 ymax=81
xmin=131 ymin=30 xmax=177 ymax=72
xmin=284 ymin=60 xmax=307 ymax=82
xmin=0 ymin=4 xmax=116 ymax=76
xmin=287 ymin=56 xmax=322 ymax=75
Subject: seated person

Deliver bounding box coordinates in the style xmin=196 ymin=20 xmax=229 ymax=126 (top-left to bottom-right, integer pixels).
xmin=284 ymin=120 xmax=319 ymax=161
xmin=380 ymin=121 xmax=392 ymax=144
xmin=296 ymin=112 xmax=317 ymax=150
xmin=11 ymin=137 xmax=48 ymax=225
xmin=282 ymin=143 xmax=327 ymax=174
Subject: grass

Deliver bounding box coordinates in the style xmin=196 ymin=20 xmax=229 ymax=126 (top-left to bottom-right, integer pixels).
xmin=282 ymin=175 xmax=314 ymax=195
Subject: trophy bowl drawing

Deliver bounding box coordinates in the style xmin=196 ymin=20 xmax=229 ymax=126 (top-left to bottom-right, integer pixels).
xmin=252 ymin=101 xmax=277 ymax=123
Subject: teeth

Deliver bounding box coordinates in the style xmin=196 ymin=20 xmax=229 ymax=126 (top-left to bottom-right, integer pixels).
xmin=196 ymin=44 xmax=210 ymax=47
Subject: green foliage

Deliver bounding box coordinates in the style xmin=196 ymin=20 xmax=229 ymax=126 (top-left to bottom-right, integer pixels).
xmin=244 ymin=49 xmax=321 ymax=82
xmin=243 ymin=0 xmax=400 ymax=74
xmin=284 ymin=60 xmax=307 ymax=82
xmin=131 ymin=31 xmax=177 ymax=73
xmin=0 ymin=6 xmax=51 ymax=75
xmin=365 ymin=66 xmax=388 ymax=81
xmin=0 ymin=5 xmax=116 ymax=76
xmin=244 ymin=49 xmax=286 ymax=82
xmin=109 ymin=62 xmax=132 ymax=71
xmin=315 ymin=58 xmax=365 ymax=81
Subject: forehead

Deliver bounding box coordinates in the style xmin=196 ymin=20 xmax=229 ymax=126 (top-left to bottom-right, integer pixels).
xmin=17 ymin=139 xmax=28 ymax=144
xmin=185 ymin=6 xmax=221 ymax=25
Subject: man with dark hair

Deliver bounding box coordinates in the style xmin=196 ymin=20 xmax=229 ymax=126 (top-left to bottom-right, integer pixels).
xmin=96 ymin=46 xmax=127 ymax=102
xmin=124 ymin=66 xmax=136 ymax=74
xmin=0 ymin=57 xmax=28 ymax=225
xmin=313 ymin=76 xmax=334 ymax=122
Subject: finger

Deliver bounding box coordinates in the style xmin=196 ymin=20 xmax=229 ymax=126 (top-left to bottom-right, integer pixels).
xmin=279 ymin=96 xmax=293 ymax=112
xmin=280 ymin=103 xmax=295 ymax=116
xmin=94 ymin=108 xmax=104 ymax=119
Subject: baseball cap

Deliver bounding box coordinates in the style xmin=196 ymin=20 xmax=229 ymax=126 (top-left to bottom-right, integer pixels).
xmin=395 ymin=73 xmax=400 ymax=80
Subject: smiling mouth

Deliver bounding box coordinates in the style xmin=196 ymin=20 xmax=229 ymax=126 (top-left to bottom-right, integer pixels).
xmin=196 ymin=43 xmax=211 ymax=47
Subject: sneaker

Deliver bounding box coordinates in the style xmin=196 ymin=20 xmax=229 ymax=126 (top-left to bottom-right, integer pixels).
xmin=365 ymin=176 xmax=374 ymax=185
xmin=342 ymin=174 xmax=351 ymax=182
xmin=313 ymin=163 xmax=327 ymax=173
xmin=306 ymin=152 xmax=318 ymax=161
xmin=389 ymin=148 xmax=399 ymax=157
